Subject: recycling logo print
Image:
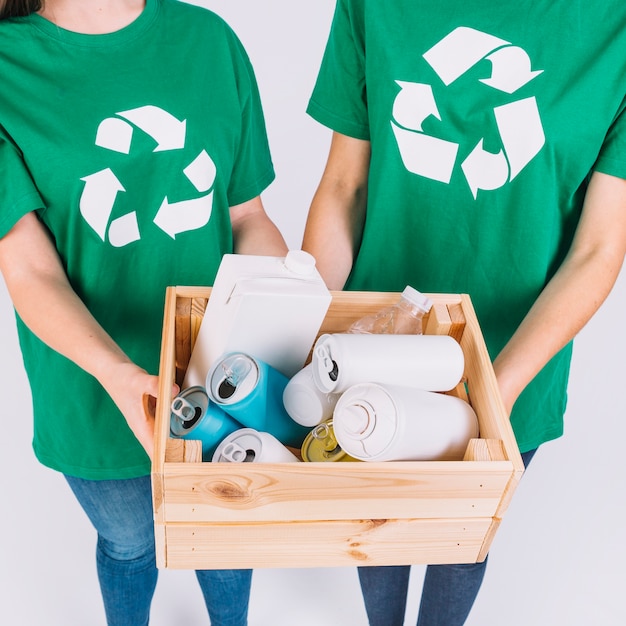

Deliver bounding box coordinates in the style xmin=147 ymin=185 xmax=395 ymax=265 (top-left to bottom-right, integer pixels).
xmin=391 ymin=26 xmax=545 ymax=198
xmin=79 ymin=105 xmax=216 ymax=247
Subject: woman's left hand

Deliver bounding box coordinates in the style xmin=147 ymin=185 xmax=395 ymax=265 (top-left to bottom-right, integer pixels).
xmin=99 ymin=361 xmax=178 ymax=460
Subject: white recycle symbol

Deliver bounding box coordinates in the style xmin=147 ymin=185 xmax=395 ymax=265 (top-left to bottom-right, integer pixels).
xmin=80 ymin=105 xmax=216 ymax=247
xmin=391 ymin=26 xmax=545 ymax=198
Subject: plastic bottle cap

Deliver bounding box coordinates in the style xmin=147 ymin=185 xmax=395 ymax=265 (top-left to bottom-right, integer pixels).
xmin=284 ymin=250 xmax=316 ymax=276
xmin=402 ymin=286 xmax=433 ymax=312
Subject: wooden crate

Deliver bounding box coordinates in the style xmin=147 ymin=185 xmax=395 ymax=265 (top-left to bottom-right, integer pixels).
xmin=152 ymin=287 xmax=524 ymax=569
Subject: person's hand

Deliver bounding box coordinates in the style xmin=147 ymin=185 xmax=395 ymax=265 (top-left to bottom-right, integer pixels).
xmin=100 ymin=361 xmax=177 ymax=459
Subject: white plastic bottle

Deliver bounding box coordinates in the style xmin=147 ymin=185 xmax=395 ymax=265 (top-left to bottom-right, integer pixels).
xmin=348 ymin=286 xmax=432 ymax=335
xmin=333 ymin=382 xmax=479 ymax=462
xmin=311 ymin=333 xmax=465 ymax=394
xmin=283 ymin=363 xmax=341 ymax=427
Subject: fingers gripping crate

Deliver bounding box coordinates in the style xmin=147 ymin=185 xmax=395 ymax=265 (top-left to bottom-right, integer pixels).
xmin=152 ymin=287 xmax=524 ymax=570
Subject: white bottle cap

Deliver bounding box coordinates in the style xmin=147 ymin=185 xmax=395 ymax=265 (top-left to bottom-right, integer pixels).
xmin=401 ymin=286 xmax=433 ymax=313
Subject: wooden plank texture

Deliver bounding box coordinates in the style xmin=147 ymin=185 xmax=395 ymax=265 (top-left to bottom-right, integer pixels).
xmin=458 ymin=296 xmax=523 ymax=470
xmin=162 ymin=461 xmax=512 ymax=522
xmin=165 ymin=439 xmax=202 ymax=464
xmin=463 ymin=438 xmax=507 ymax=462
xmin=174 ymin=297 xmax=191 ymax=387
xmin=447 ymin=302 xmax=466 ymax=342
xmin=152 ymin=287 xmax=178 ymax=522
xmin=162 ymin=517 xmax=491 ymax=569
xmin=425 ymin=302 xmax=453 ymax=336
xmin=190 ymin=297 xmax=208 ymax=349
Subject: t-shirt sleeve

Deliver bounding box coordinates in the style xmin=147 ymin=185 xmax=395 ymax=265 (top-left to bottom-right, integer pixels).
xmin=0 ymin=129 xmax=45 ymax=239
xmin=306 ymin=0 xmax=370 ymax=140
xmin=594 ymin=98 xmax=626 ymax=180
xmin=225 ymin=33 xmax=276 ymax=207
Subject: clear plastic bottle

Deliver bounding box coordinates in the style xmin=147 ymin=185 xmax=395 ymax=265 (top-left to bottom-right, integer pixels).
xmin=348 ymin=286 xmax=432 ymax=335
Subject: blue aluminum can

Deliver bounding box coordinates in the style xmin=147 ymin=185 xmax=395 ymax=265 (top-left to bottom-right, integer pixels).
xmin=170 ymin=386 xmax=242 ymax=461
xmin=206 ymin=352 xmax=309 ymax=448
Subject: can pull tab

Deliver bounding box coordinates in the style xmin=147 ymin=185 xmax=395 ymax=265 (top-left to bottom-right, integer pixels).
xmin=315 ymin=344 xmax=339 ymax=382
xmin=171 ymin=396 xmax=198 ymax=422
xmin=312 ymin=422 xmax=340 ymax=453
xmin=219 ymin=356 xmax=253 ymax=399
xmin=221 ymin=442 xmax=256 ymax=463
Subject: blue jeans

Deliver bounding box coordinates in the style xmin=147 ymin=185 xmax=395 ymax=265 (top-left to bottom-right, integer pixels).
xmin=65 ymin=474 xmax=251 ymax=626
xmin=358 ymin=448 xmax=537 ymax=626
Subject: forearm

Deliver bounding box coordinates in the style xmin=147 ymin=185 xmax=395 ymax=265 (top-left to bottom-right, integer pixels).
xmin=302 ymin=179 xmax=366 ymax=290
xmin=494 ymin=247 xmax=622 ymax=412
xmin=0 ymin=214 xmax=160 ymax=456
xmin=0 ymin=219 xmax=130 ymax=381
xmin=230 ymin=196 xmax=288 ymax=256
xmin=494 ymin=172 xmax=626 ymax=413
xmin=302 ymin=132 xmax=371 ymax=290
xmin=14 ymin=277 xmax=158 ymax=451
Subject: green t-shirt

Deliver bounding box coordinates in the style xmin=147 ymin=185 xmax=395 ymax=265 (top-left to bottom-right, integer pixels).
xmin=308 ymin=0 xmax=626 ymax=452
xmin=0 ymin=0 xmax=275 ymax=478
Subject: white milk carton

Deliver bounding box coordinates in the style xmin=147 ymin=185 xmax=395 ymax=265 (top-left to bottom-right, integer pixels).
xmin=183 ymin=250 xmax=332 ymax=389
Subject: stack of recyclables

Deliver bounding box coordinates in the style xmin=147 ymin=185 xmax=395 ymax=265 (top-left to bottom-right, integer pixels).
xmin=170 ymin=250 xmax=331 ymax=462
xmin=284 ymin=333 xmax=479 ymax=462
xmin=170 ymin=351 xmax=311 ymax=462
xmin=154 ymin=286 xmax=525 ymax=570
xmin=170 ymin=306 xmax=479 ymax=464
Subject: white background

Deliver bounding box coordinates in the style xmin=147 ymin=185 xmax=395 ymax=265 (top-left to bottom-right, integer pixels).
xmin=1 ymin=1 xmax=625 ymax=624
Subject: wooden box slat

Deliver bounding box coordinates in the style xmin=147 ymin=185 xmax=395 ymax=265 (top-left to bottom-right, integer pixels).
xmin=163 ymin=517 xmax=492 ymax=569
xmin=161 ymin=461 xmax=512 ymax=523
xmin=152 ymin=287 xmax=524 ymax=569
